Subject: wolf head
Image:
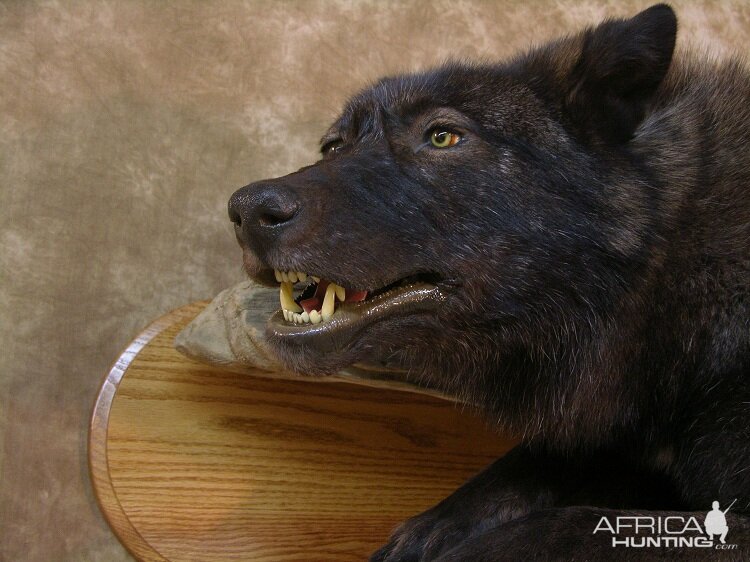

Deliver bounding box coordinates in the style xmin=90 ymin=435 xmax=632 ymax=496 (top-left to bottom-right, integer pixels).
xmin=228 ymin=5 xmax=678 ymax=431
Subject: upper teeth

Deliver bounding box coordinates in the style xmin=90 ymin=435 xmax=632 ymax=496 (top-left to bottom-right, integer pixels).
xmin=279 ymin=280 xmax=301 ymax=313
xmin=275 ymin=269 xmax=314 ymax=285
xmin=321 ymin=283 xmax=336 ymax=321
xmin=275 ymin=269 xmax=347 ymax=325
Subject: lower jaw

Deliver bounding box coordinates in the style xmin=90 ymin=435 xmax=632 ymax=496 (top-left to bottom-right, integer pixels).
xmin=266 ymin=282 xmax=446 ymax=357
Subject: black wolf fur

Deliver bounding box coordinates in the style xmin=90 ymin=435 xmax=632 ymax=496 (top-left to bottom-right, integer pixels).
xmin=229 ymin=4 xmax=749 ymax=559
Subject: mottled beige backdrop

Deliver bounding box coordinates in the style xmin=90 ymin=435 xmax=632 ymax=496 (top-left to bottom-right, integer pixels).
xmin=1 ymin=1 xmax=748 ymax=560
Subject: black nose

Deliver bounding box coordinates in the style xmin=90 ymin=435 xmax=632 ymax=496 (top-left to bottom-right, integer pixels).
xmin=228 ymin=182 xmax=299 ymax=244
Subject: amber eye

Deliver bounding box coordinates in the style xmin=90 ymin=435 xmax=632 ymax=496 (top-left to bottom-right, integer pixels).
xmin=322 ymin=139 xmax=343 ymax=156
xmin=430 ymin=130 xmax=461 ymax=148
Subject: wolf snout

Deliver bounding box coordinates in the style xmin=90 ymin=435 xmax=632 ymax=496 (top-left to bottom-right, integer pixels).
xmin=228 ymin=180 xmax=300 ymax=246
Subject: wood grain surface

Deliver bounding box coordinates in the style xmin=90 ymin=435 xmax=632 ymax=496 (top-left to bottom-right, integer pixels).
xmin=89 ymin=303 xmax=517 ymax=561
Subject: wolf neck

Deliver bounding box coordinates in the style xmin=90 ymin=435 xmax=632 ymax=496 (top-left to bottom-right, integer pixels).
xmin=511 ymin=54 xmax=750 ymax=452
xmin=635 ymin=54 xmax=750 ymax=259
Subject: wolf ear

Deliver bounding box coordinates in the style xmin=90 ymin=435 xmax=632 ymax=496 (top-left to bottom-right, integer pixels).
xmin=566 ymin=4 xmax=677 ymax=144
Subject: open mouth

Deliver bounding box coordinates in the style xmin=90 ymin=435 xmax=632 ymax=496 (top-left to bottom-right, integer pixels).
xmin=269 ymin=268 xmax=447 ymax=335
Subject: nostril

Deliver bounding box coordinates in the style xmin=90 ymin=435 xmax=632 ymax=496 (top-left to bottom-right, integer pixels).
xmin=256 ymin=200 xmax=298 ymax=228
xmin=228 ymin=197 xmax=243 ymax=227
xmin=228 ymin=207 xmax=242 ymax=227
xmin=258 ymin=213 xmax=286 ymax=226
xmin=258 ymin=212 xmax=288 ymax=227
xmin=228 ymin=182 xmax=300 ymax=235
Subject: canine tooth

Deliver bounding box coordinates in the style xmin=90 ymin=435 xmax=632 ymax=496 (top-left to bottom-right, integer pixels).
xmin=301 ymin=311 xmax=310 ymax=323
xmin=274 ymin=269 xmax=282 ymax=282
xmin=288 ymin=271 xmax=298 ymax=283
xmin=298 ymin=272 xmax=307 ymax=282
xmin=334 ymin=284 xmax=345 ymax=301
xmin=280 ymin=282 xmax=302 ymax=313
xmin=310 ymin=310 xmax=321 ymax=324
xmin=312 ymin=276 xmax=321 ymax=283
xmin=322 ymin=283 xmax=336 ymax=321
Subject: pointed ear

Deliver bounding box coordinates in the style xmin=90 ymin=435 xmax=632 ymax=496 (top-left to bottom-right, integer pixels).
xmin=566 ymin=4 xmax=677 ymax=144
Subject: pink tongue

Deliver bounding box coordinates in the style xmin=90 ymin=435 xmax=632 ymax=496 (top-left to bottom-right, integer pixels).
xmin=297 ymin=281 xmax=329 ymax=314
xmin=345 ymin=290 xmax=368 ymax=302
xmin=300 ymin=280 xmax=369 ymax=312
xmin=300 ymin=298 xmax=320 ymax=314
